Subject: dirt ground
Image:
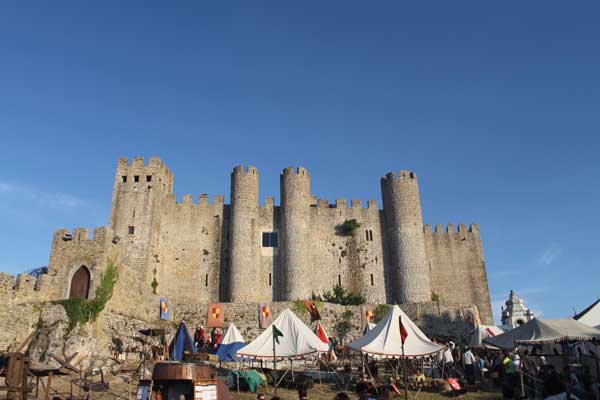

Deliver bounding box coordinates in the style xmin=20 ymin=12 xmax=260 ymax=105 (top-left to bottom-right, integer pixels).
xmin=43 ymin=374 xmax=503 ymax=400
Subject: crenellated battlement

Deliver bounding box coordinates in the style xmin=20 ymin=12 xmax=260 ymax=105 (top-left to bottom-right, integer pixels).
xmin=264 ymin=196 xmax=275 ymax=208
xmin=52 ymin=227 xmax=107 ymax=244
xmin=281 ymin=166 xmax=309 ymax=177
xmin=425 ymin=223 xmax=480 ymax=235
xmin=167 ymin=194 xmax=226 ymax=206
xmin=232 ymin=165 xmax=258 ymax=175
xmin=381 ymin=170 xmax=417 ymax=183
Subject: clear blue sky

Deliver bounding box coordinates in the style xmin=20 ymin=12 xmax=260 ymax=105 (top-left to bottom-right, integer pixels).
xmin=1 ymin=2 xmax=599 ymax=324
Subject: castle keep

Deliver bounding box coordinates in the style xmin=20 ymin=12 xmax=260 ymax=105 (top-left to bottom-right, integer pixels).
xmin=25 ymin=157 xmax=492 ymax=324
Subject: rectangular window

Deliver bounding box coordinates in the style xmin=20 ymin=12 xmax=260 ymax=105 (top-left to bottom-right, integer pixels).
xmin=338 ymin=275 xmax=341 ymax=286
xmin=122 ymin=176 xmax=127 ymax=183
xmin=205 ymin=274 xmax=208 ymax=287
xmin=370 ymin=274 xmax=374 ymax=286
xmin=262 ymin=232 xmax=278 ymax=247
xmin=146 ymin=175 xmax=152 ymax=182
xmin=269 ymin=273 xmax=272 ymax=286
xmin=128 ymin=226 xmax=135 ymax=235
xmin=134 ymin=175 xmax=140 ymax=182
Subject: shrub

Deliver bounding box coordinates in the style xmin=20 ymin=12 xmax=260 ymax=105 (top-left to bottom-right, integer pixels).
xmin=336 ymin=219 xmax=360 ymax=236
xmin=52 ymin=261 xmax=118 ymax=331
xmin=312 ymin=284 xmax=365 ymax=306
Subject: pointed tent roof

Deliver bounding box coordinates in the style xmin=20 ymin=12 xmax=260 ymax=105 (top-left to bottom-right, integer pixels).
xmin=469 ymin=325 xmax=505 ymax=348
xmin=363 ymin=322 xmax=376 ymax=334
xmin=236 ymin=308 xmax=329 ymax=360
xmin=348 ymin=305 xmax=443 ymax=357
xmin=574 ymin=298 xmax=600 ymax=329
xmin=484 ymin=318 xmax=600 ymax=350
xmin=216 ymin=323 xmax=246 ymax=362
xmin=169 ymin=321 xmax=197 ymax=361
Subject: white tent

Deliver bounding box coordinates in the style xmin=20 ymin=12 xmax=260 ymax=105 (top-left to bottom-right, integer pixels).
xmin=348 ymin=305 xmax=443 ymax=357
xmin=363 ymin=322 xmax=376 ymax=334
xmin=469 ymin=325 xmax=505 ymax=348
xmin=574 ymin=299 xmax=600 ymax=329
xmin=236 ymin=308 xmax=329 ymax=360
xmin=216 ymin=323 xmax=246 ymax=362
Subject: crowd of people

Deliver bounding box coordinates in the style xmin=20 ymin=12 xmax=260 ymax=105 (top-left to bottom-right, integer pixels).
xmin=192 ymin=325 xmax=223 ymax=353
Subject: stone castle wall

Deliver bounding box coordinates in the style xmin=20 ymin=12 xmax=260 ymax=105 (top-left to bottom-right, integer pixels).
xmin=0 ymin=156 xmax=493 ymax=327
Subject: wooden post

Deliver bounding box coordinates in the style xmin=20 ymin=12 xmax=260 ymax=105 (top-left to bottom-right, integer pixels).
xmin=45 ymin=371 xmax=53 ymax=400
xmin=273 ymin=330 xmax=277 ymax=397
xmin=399 ymin=316 xmax=408 ymax=400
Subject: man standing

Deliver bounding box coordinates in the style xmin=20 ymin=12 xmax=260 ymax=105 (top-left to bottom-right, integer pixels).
xmin=442 ymin=343 xmax=454 ymax=377
xmin=463 ymin=346 xmax=476 ymax=385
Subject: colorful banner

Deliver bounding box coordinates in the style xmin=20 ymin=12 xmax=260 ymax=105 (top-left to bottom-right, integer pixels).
xmin=207 ymin=303 xmax=225 ymax=328
xmin=160 ymin=297 xmax=170 ymax=320
xmin=303 ymin=300 xmax=321 ymax=321
xmin=258 ymin=303 xmax=272 ymax=329
xmin=360 ymin=304 xmax=375 ymax=327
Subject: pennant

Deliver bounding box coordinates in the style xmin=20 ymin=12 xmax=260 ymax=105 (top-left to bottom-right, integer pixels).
xmin=303 ymin=300 xmax=321 ymax=321
xmin=258 ymin=303 xmax=273 ymax=329
xmin=273 ymin=325 xmax=284 ymax=345
xmin=315 ymin=322 xmax=328 ymax=344
xmin=485 ymin=327 xmax=497 ymax=337
xmin=207 ymin=303 xmax=224 ymax=328
xmin=399 ymin=316 xmax=408 ymax=345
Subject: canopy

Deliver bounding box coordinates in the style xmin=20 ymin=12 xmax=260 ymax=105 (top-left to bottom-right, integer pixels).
xmin=169 ymin=321 xmax=197 ymax=361
xmin=574 ymin=299 xmax=600 ymax=329
xmin=469 ymin=325 xmax=505 ymax=348
xmin=216 ymin=324 xmax=246 ymax=362
xmin=484 ymin=318 xmax=600 ymax=350
xmin=236 ymin=308 xmax=329 ymax=360
xmin=348 ymin=305 xmax=443 ymax=357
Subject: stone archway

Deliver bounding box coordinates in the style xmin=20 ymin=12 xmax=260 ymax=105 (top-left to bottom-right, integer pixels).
xmin=69 ymin=266 xmax=90 ymax=299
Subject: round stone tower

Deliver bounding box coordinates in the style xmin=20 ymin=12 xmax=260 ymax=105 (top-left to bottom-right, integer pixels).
xmin=280 ymin=166 xmax=311 ymax=300
xmin=381 ymin=170 xmax=431 ymax=303
xmin=228 ymin=165 xmax=259 ymax=302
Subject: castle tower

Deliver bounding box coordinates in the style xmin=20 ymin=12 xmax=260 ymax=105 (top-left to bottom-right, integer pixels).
xmin=109 ymin=157 xmax=174 ymax=318
xmin=110 ymin=157 xmax=173 ymax=242
xmin=381 ymin=170 xmax=431 ymax=303
xmin=280 ymin=167 xmax=311 ymax=300
xmin=228 ymin=165 xmax=260 ymax=302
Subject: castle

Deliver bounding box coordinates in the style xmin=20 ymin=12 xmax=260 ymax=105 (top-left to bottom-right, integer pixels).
xmin=5 ymin=157 xmax=493 ymax=326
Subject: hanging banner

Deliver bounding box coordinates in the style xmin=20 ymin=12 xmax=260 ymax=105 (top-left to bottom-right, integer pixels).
xmin=304 ymin=300 xmax=321 ymax=321
xmin=361 ymin=304 xmax=375 ymax=328
xmin=207 ymin=303 xmax=225 ymax=328
xmin=258 ymin=303 xmax=272 ymax=329
xmin=160 ymin=297 xmax=170 ymax=320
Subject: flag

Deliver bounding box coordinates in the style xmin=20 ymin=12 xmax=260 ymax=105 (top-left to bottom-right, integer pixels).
xmin=207 ymin=303 xmax=225 ymax=328
xmin=399 ymin=316 xmax=408 ymax=345
xmin=315 ymin=322 xmax=328 ymax=344
xmin=303 ymin=300 xmax=321 ymax=321
xmin=259 ymin=303 xmax=273 ymax=328
xmin=485 ymin=327 xmax=497 ymax=337
xmin=159 ymin=297 xmax=170 ymax=320
xmin=273 ymin=325 xmax=284 ymax=345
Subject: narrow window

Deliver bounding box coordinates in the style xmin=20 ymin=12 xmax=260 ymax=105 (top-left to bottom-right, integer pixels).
xmin=370 ymin=274 xmax=374 ymax=286
xmin=365 ymin=230 xmax=369 ymax=241
xmin=122 ymin=176 xmax=127 ymax=183
xmin=134 ymin=175 xmax=140 ymax=182
xmin=146 ymin=175 xmax=152 ymax=182
xmin=132 ymin=210 xmax=135 ymax=218
xmin=205 ymin=274 xmax=208 ymax=286
xmin=369 ymin=230 xmax=374 ymax=241
xmin=375 ymin=256 xmax=378 ymax=264
xmin=338 ymin=275 xmax=341 ymax=286
xmin=262 ymin=232 xmax=278 ymax=247
xmin=269 ymin=273 xmax=272 ymax=286
xmin=128 ymin=226 xmax=135 ymax=235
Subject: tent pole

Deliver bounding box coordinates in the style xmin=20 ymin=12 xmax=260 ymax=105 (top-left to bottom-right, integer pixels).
xmin=273 ymin=332 xmax=277 ymax=397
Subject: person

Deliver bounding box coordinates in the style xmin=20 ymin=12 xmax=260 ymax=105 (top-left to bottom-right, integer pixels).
xmin=210 ymin=327 xmax=217 ymax=345
xmin=257 ymin=394 xmax=265 ymax=400
xmin=442 ymin=343 xmax=454 ymax=377
xmin=521 ymin=349 xmax=539 ymax=399
xmin=502 ymin=352 xmax=516 ymax=398
xmin=297 ymin=385 xmax=308 ymax=400
xmin=543 ymin=373 xmax=581 ymax=400
xmin=215 ymin=328 xmax=223 ymax=348
xmin=462 ymin=345 xmax=476 ymax=384
xmin=194 ymin=325 xmax=205 ymax=348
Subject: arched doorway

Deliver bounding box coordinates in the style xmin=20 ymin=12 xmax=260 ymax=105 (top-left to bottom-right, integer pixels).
xmin=69 ymin=266 xmax=90 ymax=299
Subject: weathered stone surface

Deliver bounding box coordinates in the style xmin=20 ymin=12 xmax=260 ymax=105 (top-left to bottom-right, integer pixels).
xmin=0 ymin=156 xmax=493 ymax=337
